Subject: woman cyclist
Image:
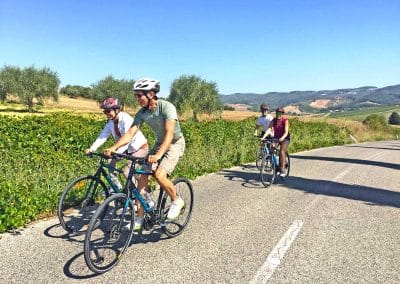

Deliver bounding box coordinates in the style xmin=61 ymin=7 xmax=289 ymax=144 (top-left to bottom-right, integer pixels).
xmin=84 ymin=97 xmax=148 ymax=188
xmin=261 ymin=107 xmax=290 ymax=177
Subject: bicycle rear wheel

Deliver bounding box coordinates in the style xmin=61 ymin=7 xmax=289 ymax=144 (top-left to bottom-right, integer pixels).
xmin=84 ymin=193 xmax=135 ymax=274
xmin=58 ymin=175 xmax=108 ymax=234
xmin=255 ymin=148 xmax=263 ymax=170
xmin=161 ymin=178 xmax=194 ymax=237
xmin=260 ymin=157 xmax=276 ymax=187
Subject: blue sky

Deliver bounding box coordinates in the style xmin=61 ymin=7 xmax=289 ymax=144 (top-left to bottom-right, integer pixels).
xmin=1 ymin=0 xmax=399 ymax=97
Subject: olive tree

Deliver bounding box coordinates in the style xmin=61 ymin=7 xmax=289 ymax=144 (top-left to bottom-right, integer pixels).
xmin=168 ymin=75 xmax=223 ymax=121
xmin=0 ymin=65 xmax=60 ymax=111
xmin=60 ymin=84 xmax=92 ymax=98
xmin=91 ymin=75 xmax=136 ymax=109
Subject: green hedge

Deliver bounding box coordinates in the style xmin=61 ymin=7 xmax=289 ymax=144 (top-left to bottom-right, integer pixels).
xmin=0 ymin=114 xmax=351 ymax=232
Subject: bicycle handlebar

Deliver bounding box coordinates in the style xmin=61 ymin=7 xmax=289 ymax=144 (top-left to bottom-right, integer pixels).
xmin=261 ymin=137 xmax=280 ymax=143
xmin=110 ymin=152 xmax=148 ymax=164
xmin=86 ymin=152 xmax=147 ymax=164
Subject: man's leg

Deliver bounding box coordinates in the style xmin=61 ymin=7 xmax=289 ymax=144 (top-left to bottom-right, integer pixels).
xmin=154 ymin=167 xmax=177 ymax=201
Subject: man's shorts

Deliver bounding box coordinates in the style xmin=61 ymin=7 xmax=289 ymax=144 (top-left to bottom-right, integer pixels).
xmin=150 ymin=136 xmax=185 ymax=176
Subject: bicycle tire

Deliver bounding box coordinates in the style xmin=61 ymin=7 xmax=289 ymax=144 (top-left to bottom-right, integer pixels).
xmin=58 ymin=175 xmax=108 ymax=234
xmin=161 ymin=178 xmax=194 ymax=237
xmin=84 ymin=193 xmax=135 ymax=274
xmin=260 ymin=156 xmax=276 ymax=187
xmin=255 ymin=148 xmax=263 ymax=170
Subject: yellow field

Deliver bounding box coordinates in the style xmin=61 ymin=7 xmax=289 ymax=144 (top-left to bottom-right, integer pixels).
xmin=0 ymin=96 xmax=260 ymax=121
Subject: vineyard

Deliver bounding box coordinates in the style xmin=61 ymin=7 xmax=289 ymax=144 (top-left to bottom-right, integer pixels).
xmin=0 ymin=112 xmax=399 ymax=233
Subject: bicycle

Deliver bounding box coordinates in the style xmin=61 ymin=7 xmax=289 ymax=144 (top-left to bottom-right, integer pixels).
xmin=259 ymin=138 xmax=291 ymax=187
xmin=84 ymin=152 xmax=194 ymax=274
xmin=58 ymin=152 xmax=127 ymax=234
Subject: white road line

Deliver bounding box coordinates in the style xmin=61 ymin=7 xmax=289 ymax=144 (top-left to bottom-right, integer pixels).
xmin=250 ymin=219 xmax=304 ymax=284
xmin=251 ymin=148 xmax=385 ymax=283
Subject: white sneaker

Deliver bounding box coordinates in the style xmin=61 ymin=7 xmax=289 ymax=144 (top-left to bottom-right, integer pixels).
xmin=134 ymin=217 xmax=143 ymax=231
xmin=279 ymin=169 xmax=287 ymax=177
xmin=167 ymin=197 xmax=184 ymax=220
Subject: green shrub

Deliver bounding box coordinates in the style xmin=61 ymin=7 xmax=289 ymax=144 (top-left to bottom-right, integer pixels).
xmin=0 ymin=114 xmax=353 ymax=232
xmin=363 ymin=114 xmax=388 ymax=130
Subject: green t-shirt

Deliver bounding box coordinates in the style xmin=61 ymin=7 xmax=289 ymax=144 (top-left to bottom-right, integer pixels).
xmin=133 ymin=99 xmax=183 ymax=143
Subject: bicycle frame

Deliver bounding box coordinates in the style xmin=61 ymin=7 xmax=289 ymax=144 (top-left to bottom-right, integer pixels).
xmin=261 ymin=139 xmax=280 ymax=167
xmin=113 ymin=153 xmax=165 ymax=224
xmin=88 ymin=153 xmax=126 ymax=193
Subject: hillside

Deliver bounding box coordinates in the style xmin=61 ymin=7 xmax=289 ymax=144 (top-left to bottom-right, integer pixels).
xmin=220 ymin=84 xmax=400 ymax=114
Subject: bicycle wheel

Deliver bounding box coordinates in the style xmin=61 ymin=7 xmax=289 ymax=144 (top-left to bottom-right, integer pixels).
xmin=58 ymin=175 xmax=108 ymax=234
xmin=84 ymin=193 xmax=135 ymax=274
xmin=161 ymin=178 xmax=194 ymax=237
xmin=255 ymin=148 xmax=263 ymax=170
xmin=260 ymin=156 xmax=276 ymax=187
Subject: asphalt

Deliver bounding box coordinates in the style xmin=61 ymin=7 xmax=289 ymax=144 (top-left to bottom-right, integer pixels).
xmin=1 ymin=140 xmax=399 ymax=283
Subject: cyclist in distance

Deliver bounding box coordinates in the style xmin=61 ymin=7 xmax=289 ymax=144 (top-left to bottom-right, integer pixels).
xmin=84 ymin=97 xmax=148 ymax=188
xmin=254 ymin=103 xmax=274 ymax=138
xmin=104 ymin=78 xmax=186 ymax=231
xmin=261 ymin=107 xmax=291 ymax=177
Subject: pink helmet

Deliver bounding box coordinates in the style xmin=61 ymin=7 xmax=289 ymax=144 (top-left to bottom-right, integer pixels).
xmin=101 ymin=97 xmax=121 ymax=110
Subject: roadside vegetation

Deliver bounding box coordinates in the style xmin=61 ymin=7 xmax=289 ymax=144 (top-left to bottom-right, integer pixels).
xmin=0 ymin=111 xmax=362 ymax=233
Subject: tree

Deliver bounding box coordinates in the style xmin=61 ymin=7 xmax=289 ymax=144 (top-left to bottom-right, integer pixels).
xmin=169 ymin=75 xmax=223 ymax=121
xmin=0 ymin=65 xmax=60 ymax=111
xmin=0 ymin=66 xmax=20 ymax=102
xmin=91 ymin=75 xmax=136 ymax=109
xmin=363 ymin=114 xmax=388 ymax=130
xmin=388 ymin=112 xmax=400 ymax=125
xmin=60 ymin=85 xmax=92 ymax=98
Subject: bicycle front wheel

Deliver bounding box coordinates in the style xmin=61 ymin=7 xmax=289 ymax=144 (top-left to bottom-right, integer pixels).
xmin=260 ymin=157 xmax=276 ymax=187
xmin=58 ymin=175 xmax=108 ymax=234
xmin=161 ymin=178 xmax=194 ymax=237
xmin=84 ymin=193 xmax=135 ymax=274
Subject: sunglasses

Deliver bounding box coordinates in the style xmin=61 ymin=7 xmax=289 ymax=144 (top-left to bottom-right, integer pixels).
xmin=103 ymin=109 xmax=112 ymax=114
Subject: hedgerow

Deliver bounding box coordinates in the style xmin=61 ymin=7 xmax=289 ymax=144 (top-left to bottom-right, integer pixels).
xmin=0 ymin=114 xmax=351 ymax=232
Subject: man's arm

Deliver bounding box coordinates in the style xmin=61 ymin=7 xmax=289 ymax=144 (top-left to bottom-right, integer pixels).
xmin=148 ymin=119 xmax=175 ymax=163
xmin=104 ymin=125 xmax=139 ymax=156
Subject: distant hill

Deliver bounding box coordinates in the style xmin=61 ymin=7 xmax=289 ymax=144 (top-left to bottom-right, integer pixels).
xmin=220 ymin=84 xmax=400 ymax=114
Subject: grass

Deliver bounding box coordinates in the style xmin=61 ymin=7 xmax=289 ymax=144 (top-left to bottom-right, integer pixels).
xmin=325 ymin=105 xmax=400 ymax=121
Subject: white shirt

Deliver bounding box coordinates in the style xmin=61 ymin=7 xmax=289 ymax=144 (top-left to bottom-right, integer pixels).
xmin=256 ymin=114 xmax=274 ymax=132
xmin=89 ymin=111 xmax=147 ymax=154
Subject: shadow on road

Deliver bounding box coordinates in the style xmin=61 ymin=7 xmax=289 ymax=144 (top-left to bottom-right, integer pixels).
xmin=344 ymin=145 xmax=400 ymax=151
xmin=221 ymin=168 xmax=400 ymax=208
xmin=291 ymin=155 xmax=400 ymax=170
xmin=58 ymin=227 xmax=168 ymax=279
xmin=220 ymin=166 xmax=286 ymax=189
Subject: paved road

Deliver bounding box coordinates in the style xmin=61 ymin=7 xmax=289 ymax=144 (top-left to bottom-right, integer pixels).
xmin=1 ymin=140 xmax=399 ymax=283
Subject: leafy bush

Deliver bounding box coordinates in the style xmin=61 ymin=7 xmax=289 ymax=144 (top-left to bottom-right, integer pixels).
xmin=363 ymin=114 xmax=388 ymax=130
xmin=0 ymin=114 xmax=352 ymax=232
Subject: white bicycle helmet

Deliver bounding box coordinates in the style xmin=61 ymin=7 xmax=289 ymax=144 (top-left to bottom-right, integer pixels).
xmin=133 ymin=78 xmax=160 ymax=93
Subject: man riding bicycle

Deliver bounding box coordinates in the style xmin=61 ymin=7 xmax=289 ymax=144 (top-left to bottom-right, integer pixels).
xmin=261 ymin=107 xmax=290 ymax=177
xmin=104 ymin=78 xmax=185 ymax=230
